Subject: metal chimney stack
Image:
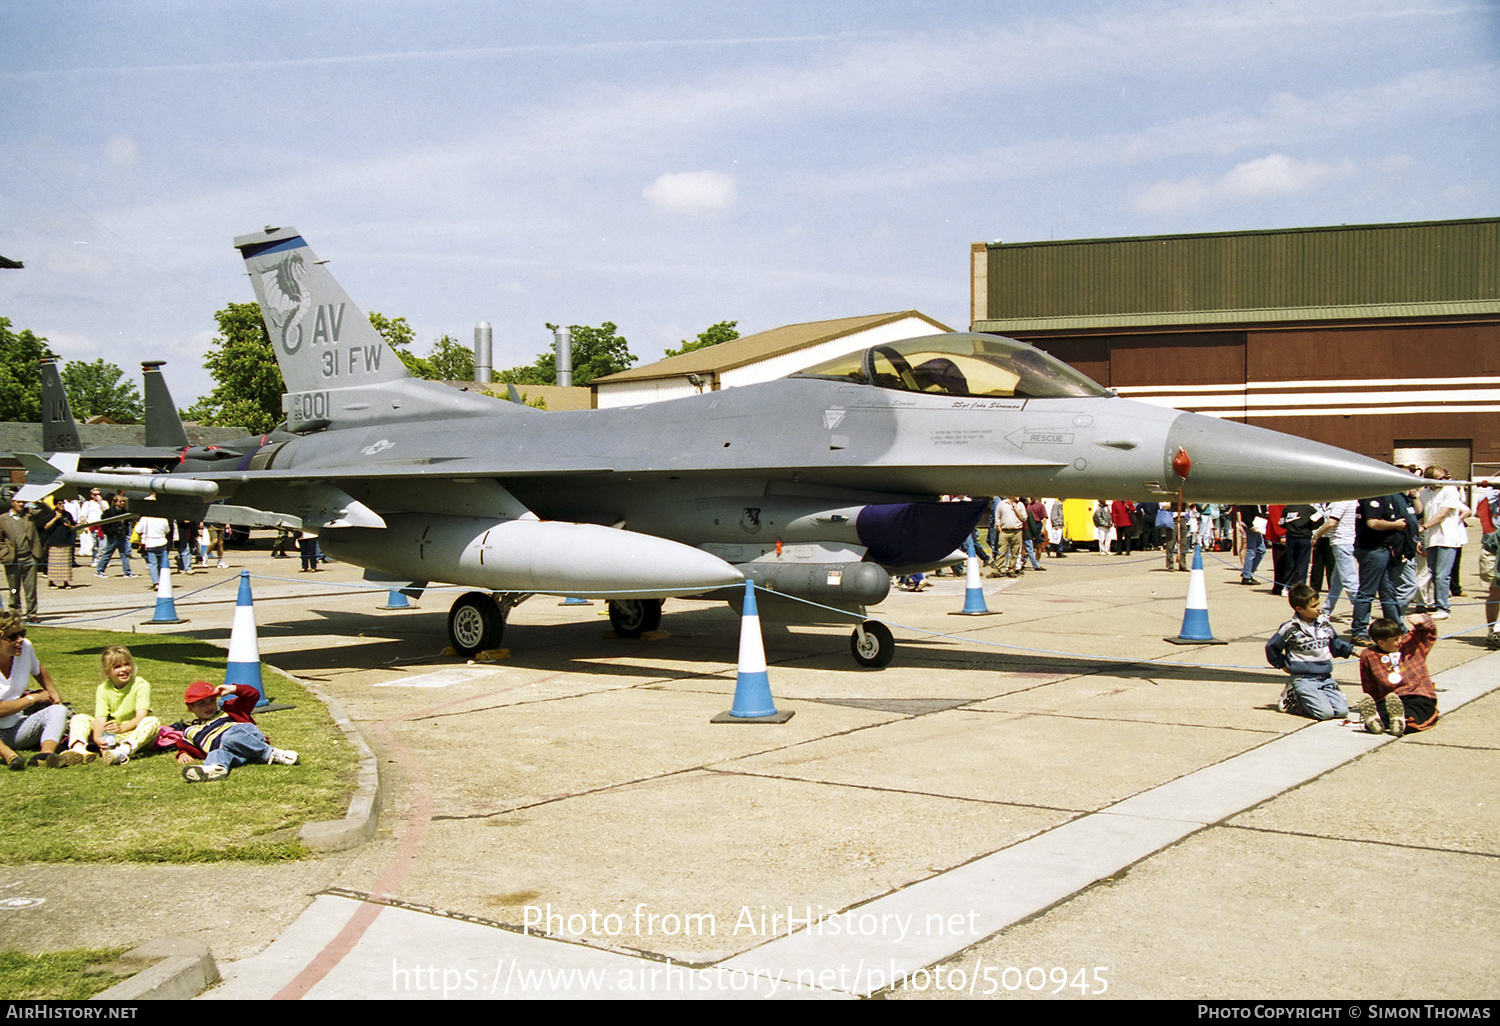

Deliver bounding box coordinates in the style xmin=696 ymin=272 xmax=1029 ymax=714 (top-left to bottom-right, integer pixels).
xmin=474 ymin=322 xmax=492 ymax=383
xmin=554 ymin=327 xmax=572 ymax=387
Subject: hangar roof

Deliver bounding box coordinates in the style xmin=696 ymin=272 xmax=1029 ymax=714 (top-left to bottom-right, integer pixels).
xmin=972 ymin=217 xmax=1500 ymax=333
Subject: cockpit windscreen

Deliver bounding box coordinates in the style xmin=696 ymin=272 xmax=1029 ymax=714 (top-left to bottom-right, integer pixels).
xmin=792 ymin=334 xmax=1109 ymax=400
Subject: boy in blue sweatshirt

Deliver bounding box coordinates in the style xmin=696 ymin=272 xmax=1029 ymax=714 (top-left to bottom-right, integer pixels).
xmin=1266 ymin=583 xmax=1356 ymax=720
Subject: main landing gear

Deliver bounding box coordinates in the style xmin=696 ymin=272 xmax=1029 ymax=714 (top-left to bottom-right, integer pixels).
xmin=448 ymin=593 xmax=894 ymax=668
xmin=849 ymin=619 xmax=895 ymax=668
xmin=447 ymin=591 xmax=530 ymax=656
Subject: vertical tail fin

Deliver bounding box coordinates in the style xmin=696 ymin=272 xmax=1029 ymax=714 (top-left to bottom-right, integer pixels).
xmin=39 ymin=359 xmax=82 ymax=453
xmin=233 ymin=227 xmax=412 ymax=396
xmin=141 ymin=361 xmax=190 ymax=449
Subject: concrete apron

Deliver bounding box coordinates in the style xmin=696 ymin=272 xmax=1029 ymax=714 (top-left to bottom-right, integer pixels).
xmin=6 ymin=544 xmax=1497 ymax=999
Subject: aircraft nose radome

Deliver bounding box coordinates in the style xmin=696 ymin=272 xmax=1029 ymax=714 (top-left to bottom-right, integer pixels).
xmin=1165 ymin=412 xmax=1423 ymax=504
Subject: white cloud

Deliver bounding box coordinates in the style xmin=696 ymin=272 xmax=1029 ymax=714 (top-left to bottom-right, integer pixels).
xmin=642 ymin=170 xmax=737 ymax=215
xmin=1132 ymin=153 xmax=1356 ymax=212
xmin=103 ymin=134 xmax=138 ymax=166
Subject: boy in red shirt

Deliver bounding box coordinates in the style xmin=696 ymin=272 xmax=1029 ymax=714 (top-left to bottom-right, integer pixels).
xmin=174 ymin=681 xmax=298 ymax=782
xmin=1356 ymin=614 xmax=1440 ymax=736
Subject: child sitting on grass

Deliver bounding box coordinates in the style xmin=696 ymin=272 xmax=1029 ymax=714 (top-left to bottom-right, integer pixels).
xmin=1357 ymin=614 xmax=1440 ymax=736
xmin=56 ymin=645 xmax=160 ymax=767
xmin=173 ymin=681 xmax=298 ymax=783
xmin=1266 ymin=583 xmax=1357 ymax=720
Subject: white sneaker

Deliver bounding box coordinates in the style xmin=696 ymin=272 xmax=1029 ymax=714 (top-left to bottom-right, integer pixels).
xmin=183 ymin=763 xmax=229 ymax=782
xmin=105 ymin=745 xmax=132 ymax=765
xmin=1430 ymin=610 xmax=1450 ymax=620
xmin=266 ymin=747 xmax=299 ymax=765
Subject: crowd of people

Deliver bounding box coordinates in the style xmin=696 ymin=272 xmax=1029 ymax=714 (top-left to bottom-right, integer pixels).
xmin=907 ymin=474 xmax=1500 ymax=735
xmin=0 ymin=487 xmax=235 ymax=621
xmin=1222 ymin=467 xmax=1496 ymax=649
xmin=936 ymin=497 xmax=1231 ymax=580
xmin=935 ymin=479 xmax=1498 ymax=653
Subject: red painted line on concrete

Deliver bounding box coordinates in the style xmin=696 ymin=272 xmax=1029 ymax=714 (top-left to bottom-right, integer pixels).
xmin=274 ymin=720 xmax=431 ymax=999
xmin=273 ymin=671 xmax=574 ymax=999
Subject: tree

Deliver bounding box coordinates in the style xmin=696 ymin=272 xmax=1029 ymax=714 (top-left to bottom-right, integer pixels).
xmin=60 ymin=359 xmax=143 ymax=422
xmin=425 ymin=334 xmax=475 ymax=381
xmin=0 ymin=317 xmax=58 ymax=422
xmin=182 ymin=303 xmax=285 ymax=434
xmin=665 ymin=320 xmax=739 ymax=358
xmin=499 ymin=322 xmax=637 ymax=386
xmin=368 ymin=312 xmax=432 ymax=378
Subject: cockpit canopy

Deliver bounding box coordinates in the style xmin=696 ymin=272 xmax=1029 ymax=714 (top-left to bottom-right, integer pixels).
xmin=792 ymin=333 xmax=1110 ymax=400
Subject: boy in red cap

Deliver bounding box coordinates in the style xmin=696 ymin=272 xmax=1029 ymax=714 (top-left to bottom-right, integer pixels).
xmin=174 ymin=681 xmax=298 ymax=782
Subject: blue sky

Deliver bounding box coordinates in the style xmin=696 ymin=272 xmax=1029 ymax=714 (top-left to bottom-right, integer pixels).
xmin=2 ymin=0 xmax=1496 ymax=407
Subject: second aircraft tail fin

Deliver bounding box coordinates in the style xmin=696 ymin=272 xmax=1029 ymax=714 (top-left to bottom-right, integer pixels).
xmin=39 ymin=359 xmax=82 ymax=453
xmin=141 ymin=361 xmax=190 ymax=449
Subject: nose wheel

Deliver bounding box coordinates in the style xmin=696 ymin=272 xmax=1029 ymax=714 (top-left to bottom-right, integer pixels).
xmin=607 ymin=598 xmax=664 ymax=638
xmin=850 ymin=619 xmax=895 ymax=668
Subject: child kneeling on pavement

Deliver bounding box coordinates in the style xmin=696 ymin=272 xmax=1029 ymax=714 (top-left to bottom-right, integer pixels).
xmin=174 ymin=681 xmax=298 ymax=782
xmin=1266 ymin=583 xmax=1356 ymax=720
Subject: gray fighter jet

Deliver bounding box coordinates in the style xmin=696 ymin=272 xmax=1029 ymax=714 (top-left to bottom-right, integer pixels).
xmin=21 ymin=227 xmax=1424 ymax=665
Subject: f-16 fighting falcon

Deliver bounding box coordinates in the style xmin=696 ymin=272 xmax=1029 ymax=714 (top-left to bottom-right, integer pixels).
xmin=19 ymin=227 xmax=1424 ymax=666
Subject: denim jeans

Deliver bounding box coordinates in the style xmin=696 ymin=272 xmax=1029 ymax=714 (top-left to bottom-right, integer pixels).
xmin=143 ymin=546 xmax=169 ymax=587
xmin=1289 ymin=676 xmax=1350 ymax=721
xmin=1426 ymin=546 xmax=1459 ymax=613
xmin=1323 ymin=544 xmax=1359 ymax=614
xmin=1353 ymin=546 xmax=1405 ymax=638
xmin=1022 ymin=538 xmax=1042 ymax=569
xmin=202 ymin=722 xmax=273 ymax=772
xmin=94 ymin=536 xmax=133 ymax=575
xmin=1242 ymin=529 xmax=1267 ymax=580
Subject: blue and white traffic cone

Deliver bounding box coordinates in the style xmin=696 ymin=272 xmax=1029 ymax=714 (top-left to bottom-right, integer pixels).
xmin=713 ymin=580 xmax=793 ymax=723
xmin=144 ymin=561 xmax=188 ymax=625
xmin=951 ymin=537 xmax=998 ymax=616
xmin=379 ymin=588 xmax=412 ymax=610
xmin=225 ymin=571 xmax=268 ymax=703
xmin=1165 ymin=543 xmax=1226 ymax=645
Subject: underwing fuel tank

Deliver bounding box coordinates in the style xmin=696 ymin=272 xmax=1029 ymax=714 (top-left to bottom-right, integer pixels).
xmin=736 ymin=550 xmax=892 ymax=607
xmin=317 ymin=514 xmax=743 ymax=599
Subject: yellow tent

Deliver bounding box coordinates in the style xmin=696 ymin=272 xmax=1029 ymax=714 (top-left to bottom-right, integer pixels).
xmin=1063 ymin=499 xmax=1097 ymax=544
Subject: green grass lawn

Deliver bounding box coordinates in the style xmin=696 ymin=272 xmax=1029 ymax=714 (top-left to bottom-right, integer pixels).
xmin=0 ymin=947 xmax=133 ymax=1000
xmin=4 ymin=627 xmax=359 ymax=863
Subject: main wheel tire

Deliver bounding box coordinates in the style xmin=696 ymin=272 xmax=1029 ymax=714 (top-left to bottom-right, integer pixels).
xmin=449 ymin=591 xmax=505 ymax=656
xmin=608 ymin=598 xmax=663 ymax=638
xmin=850 ymin=619 xmax=895 ymax=668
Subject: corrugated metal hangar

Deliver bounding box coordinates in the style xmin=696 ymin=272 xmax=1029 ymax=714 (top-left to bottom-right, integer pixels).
xmin=970 ymin=217 xmax=1500 ymax=479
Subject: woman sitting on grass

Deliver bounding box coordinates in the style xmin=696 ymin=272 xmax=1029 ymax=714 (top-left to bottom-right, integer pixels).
xmin=0 ymin=612 xmax=68 ymax=770
xmin=55 ymin=645 xmax=160 ymax=767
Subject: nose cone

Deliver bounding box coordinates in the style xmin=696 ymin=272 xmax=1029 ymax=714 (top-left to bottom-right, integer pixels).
xmin=1165 ymin=413 xmax=1423 ymax=503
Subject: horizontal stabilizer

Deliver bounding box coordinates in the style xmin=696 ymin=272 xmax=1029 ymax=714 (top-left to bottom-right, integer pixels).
xmin=14 ymin=453 xmax=220 ymax=501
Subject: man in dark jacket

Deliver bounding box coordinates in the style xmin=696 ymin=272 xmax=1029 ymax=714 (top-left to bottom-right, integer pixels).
xmin=0 ymin=495 xmax=42 ymax=619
